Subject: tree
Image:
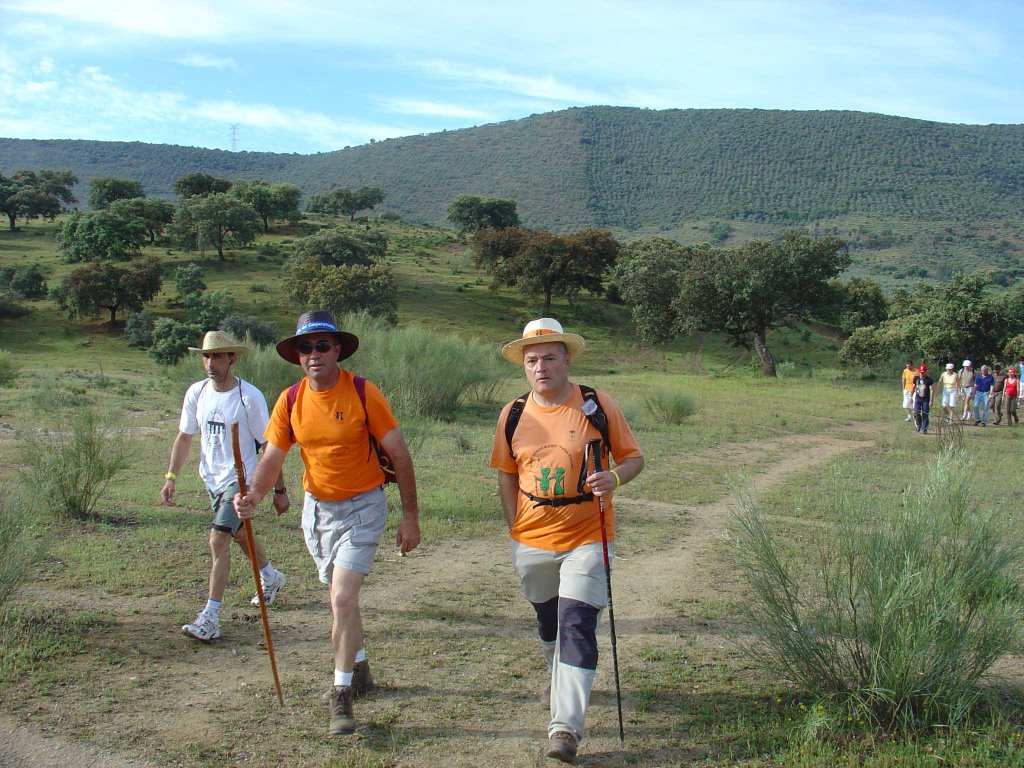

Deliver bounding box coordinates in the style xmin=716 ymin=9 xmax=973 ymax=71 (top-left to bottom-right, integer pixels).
xmin=292 ymin=226 xmax=387 ymax=267
xmin=220 ymin=314 xmax=277 ymax=347
xmin=109 ymin=197 xmax=176 ymax=243
xmin=301 ymin=264 xmax=398 ymax=325
xmin=149 ymin=318 xmax=202 ymax=365
xmin=823 ymin=277 xmax=889 ymax=335
xmin=172 ymin=172 xmax=232 ymax=199
xmin=87 ymin=177 xmax=144 ymax=210
xmin=174 ymin=262 xmax=206 ymax=301
xmin=0 ymin=169 xmax=77 ymax=231
xmin=8 ymin=265 xmax=48 ymax=300
xmin=172 ymin=193 xmax=260 ymax=259
xmin=447 ymin=194 xmax=520 ymax=232
xmin=308 ymin=186 xmax=385 ymax=220
xmin=56 ymin=209 xmax=146 ymax=262
xmin=613 ymin=238 xmax=700 ymax=344
xmin=230 ymin=179 xmax=302 ymax=232
xmin=185 ymin=288 xmax=235 ymax=330
xmin=672 ymin=231 xmax=850 ymax=377
xmin=51 ymin=257 xmax=162 ymax=326
xmin=472 ymin=227 xmax=619 ymax=315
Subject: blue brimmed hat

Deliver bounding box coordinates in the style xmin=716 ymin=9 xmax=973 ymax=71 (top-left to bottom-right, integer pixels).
xmin=275 ymin=310 xmax=359 ymax=365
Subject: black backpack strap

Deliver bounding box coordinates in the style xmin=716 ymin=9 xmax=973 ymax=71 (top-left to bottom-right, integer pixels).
xmin=578 ymin=384 xmax=612 ymax=456
xmin=504 ymin=391 xmax=531 ymax=458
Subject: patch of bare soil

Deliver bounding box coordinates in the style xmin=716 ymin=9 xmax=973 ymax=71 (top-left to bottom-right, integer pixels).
xmin=1 ymin=422 xmax=890 ymax=767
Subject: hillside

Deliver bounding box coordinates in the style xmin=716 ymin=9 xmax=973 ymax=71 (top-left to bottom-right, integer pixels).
xmin=4 ymin=107 xmax=1024 ymax=279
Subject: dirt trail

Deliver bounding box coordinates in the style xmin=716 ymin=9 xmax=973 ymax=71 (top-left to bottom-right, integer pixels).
xmin=0 ymin=423 xmax=879 ymax=768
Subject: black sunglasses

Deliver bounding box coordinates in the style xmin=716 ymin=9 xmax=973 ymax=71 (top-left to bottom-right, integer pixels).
xmin=296 ymin=340 xmax=335 ymax=355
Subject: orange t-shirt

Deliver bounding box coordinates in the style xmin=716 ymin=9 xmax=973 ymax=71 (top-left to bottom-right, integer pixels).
xmin=490 ymin=384 xmax=643 ymax=552
xmin=265 ymin=371 xmax=398 ymax=501
xmin=902 ymin=368 xmax=916 ymax=392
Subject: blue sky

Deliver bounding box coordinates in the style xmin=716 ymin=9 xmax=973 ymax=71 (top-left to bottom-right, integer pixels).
xmin=1 ymin=1 xmax=1022 ymax=155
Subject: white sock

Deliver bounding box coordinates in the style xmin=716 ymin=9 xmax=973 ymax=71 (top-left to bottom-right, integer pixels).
xmin=259 ymin=563 xmax=277 ymax=582
xmin=355 ymin=648 xmax=367 ymax=664
xmin=334 ymin=669 xmax=353 ymax=687
xmin=204 ymin=599 xmax=221 ymax=620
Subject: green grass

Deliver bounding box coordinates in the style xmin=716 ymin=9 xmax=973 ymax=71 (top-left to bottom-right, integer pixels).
xmin=2 ymin=214 xmax=1023 ymax=767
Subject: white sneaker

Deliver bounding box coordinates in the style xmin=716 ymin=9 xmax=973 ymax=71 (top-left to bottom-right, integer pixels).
xmin=182 ymin=611 xmax=220 ymax=642
xmin=252 ymin=571 xmax=287 ymax=606
xmin=905 ymin=415 xmax=913 ymax=421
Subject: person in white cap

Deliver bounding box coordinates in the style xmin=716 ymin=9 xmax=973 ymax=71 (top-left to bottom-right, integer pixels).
xmin=938 ymin=363 xmax=959 ymax=424
xmin=957 ymin=360 xmax=975 ymax=421
xmin=490 ymin=318 xmax=645 ymax=763
xmin=161 ymin=330 xmax=289 ymax=643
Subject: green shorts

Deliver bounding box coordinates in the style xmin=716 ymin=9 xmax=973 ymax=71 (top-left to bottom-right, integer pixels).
xmin=209 ymin=481 xmax=243 ymax=536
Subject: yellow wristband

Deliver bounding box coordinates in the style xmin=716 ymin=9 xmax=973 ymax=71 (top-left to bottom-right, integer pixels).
xmin=164 ymin=472 xmax=177 ymax=481
xmin=610 ymin=469 xmax=621 ymax=489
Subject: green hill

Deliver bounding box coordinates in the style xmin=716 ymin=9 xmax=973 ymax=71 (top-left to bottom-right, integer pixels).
xmin=4 ymin=107 xmax=1024 ymax=280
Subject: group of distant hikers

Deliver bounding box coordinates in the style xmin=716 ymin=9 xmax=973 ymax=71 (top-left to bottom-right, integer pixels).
xmin=902 ymin=358 xmax=1023 ymax=434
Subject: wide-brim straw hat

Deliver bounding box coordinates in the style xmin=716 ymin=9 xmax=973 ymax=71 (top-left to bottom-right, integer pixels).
xmin=501 ymin=318 xmax=585 ymax=363
xmin=275 ymin=309 xmax=359 ymax=365
xmin=188 ymin=330 xmax=248 ymax=356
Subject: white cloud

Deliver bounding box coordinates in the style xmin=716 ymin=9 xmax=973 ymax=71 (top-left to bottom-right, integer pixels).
xmin=379 ymin=99 xmax=491 ymax=120
xmin=176 ymin=53 xmax=238 ymax=70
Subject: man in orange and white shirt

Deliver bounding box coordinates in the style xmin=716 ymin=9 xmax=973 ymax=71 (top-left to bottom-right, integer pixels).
xmin=235 ymin=310 xmax=420 ymax=737
xmin=491 ymin=318 xmax=644 ymax=763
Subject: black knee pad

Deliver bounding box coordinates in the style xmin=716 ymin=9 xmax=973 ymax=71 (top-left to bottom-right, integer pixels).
xmin=558 ymin=598 xmax=599 ymax=670
xmin=530 ymin=596 xmax=558 ymax=642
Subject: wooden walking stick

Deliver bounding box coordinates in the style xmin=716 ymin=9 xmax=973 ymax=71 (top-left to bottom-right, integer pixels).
xmin=231 ymin=423 xmax=284 ymax=706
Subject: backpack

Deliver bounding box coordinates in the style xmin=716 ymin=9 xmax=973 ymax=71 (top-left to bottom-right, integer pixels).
xmin=504 ymin=384 xmax=611 ymax=459
xmin=286 ymin=376 xmax=397 ymax=486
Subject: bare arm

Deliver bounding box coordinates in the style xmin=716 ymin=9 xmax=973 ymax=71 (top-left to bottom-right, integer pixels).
xmin=586 ymin=454 xmax=645 ymax=497
xmin=161 ymin=432 xmax=193 ymax=506
xmin=233 ymin=442 xmax=289 ymax=519
xmin=380 ymin=427 xmax=421 ymax=554
xmin=497 ymin=470 xmax=520 ymax=530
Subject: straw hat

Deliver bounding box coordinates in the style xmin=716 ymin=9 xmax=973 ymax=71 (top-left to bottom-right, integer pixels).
xmin=501 ymin=318 xmax=585 ymax=363
xmin=188 ymin=330 xmax=248 ymax=356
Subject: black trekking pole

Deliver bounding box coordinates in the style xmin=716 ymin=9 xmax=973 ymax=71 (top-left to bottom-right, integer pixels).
xmin=587 ymin=438 xmax=625 ymax=747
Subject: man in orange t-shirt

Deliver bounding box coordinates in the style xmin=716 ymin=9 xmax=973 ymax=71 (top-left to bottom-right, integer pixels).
xmin=235 ymin=310 xmax=420 ymax=737
xmin=490 ymin=318 xmax=644 ymax=763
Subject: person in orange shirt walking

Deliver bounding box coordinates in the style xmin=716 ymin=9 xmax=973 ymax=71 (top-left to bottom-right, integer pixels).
xmin=490 ymin=319 xmax=644 ymax=763
xmin=901 ymin=360 xmax=917 ymax=422
xmin=235 ymin=310 xmax=420 ymax=737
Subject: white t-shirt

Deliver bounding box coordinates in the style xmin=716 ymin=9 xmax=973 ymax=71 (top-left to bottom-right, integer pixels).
xmin=178 ymin=377 xmax=270 ymax=494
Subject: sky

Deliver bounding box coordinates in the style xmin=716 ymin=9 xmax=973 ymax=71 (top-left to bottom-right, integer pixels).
xmin=1 ymin=0 xmax=1023 ymax=155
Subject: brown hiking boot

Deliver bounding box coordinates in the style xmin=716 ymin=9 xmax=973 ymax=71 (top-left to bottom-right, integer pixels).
xmin=352 ymin=659 xmax=376 ymax=697
xmin=545 ymin=730 xmax=578 ymax=763
xmin=328 ymin=686 xmax=356 ymax=735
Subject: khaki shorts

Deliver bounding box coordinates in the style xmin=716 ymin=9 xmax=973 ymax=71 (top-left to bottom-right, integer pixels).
xmin=210 ymin=481 xmax=243 ymax=535
xmin=511 ymin=540 xmax=611 ymax=608
xmin=302 ymin=488 xmax=387 ymax=581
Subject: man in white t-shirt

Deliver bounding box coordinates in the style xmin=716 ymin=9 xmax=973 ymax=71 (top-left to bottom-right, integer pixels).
xmin=161 ymin=331 xmax=289 ymax=642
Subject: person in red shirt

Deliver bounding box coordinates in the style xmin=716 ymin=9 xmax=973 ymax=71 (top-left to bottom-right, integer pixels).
xmin=1004 ymin=367 xmax=1020 ymax=425
xmin=235 ymin=311 xmax=420 ymax=737
xmin=491 ymin=318 xmax=644 ymax=763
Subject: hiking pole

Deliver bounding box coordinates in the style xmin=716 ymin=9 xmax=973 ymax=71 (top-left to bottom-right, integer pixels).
xmin=586 ymin=438 xmax=625 ymax=747
xmin=231 ymin=423 xmax=284 ymax=706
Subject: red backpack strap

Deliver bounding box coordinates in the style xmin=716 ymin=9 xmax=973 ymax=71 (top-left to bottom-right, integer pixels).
xmin=285 ymin=381 xmax=301 ymax=442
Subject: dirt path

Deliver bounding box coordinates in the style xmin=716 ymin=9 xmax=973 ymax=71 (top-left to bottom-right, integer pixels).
xmin=0 ymin=424 xmax=878 ymax=768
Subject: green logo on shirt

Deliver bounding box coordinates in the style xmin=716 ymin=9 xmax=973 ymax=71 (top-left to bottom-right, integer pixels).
xmin=536 ymin=467 xmax=565 ymax=496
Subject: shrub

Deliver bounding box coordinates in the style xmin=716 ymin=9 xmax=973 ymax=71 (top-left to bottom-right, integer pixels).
xmin=150 ymin=318 xmax=203 ymax=366
xmin=0 ymin=294 xmax=29 ymax=320
xmin=123 ymin=311 xmax=155 ymax=348
xmin=9 ymin=265 xmax=48 ymax=299
xmin=184 ymin=288 xmax=235 ymax=330
xmin=0 ymin=350 xmax=19 ymax=387
xmin=0 ymin=482 xmax=45 ymax=609
xmin=220 ymin=313 xmax=278 ymax=347
xmin=732 ymin=447 xmax=1024 ymax=732
xmin=18 ymin=408 xmax=135 ymax=521
xmin=643 ymin=387 xmax=697 ymax=424
xmin=174 ymin=262 xmax=206 ymax=300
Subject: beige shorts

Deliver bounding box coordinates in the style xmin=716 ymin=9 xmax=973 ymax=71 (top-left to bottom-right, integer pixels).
xmin=301 ymin=488 xmax=387 ymax=581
